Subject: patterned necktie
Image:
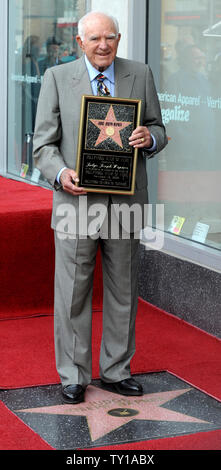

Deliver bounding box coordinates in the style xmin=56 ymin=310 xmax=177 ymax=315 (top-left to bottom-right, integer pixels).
xmin=96 ymin=73 xmax=111 ymax=96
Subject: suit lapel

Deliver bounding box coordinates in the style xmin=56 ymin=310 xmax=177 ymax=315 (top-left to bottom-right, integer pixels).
xmin=70 ymin=56 xmax=136 ymax=98
xmin=71 ymin=56 xmax=93 ymax=96
xmin=114 ymin=57 xmax=136 ymax=98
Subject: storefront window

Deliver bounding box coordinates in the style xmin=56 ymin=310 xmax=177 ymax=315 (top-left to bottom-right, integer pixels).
xmin=7 ymin=0 xmax=87 ymax=186
xmin=7 ymin=0 xmax=221 ymax=252
xmin=155 ymin=0 xmax=221 ymax=250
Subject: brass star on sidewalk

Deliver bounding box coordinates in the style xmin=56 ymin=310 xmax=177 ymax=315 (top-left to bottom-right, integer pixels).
xmin=17 ymin=386 xmax=208 ymax=442
xmin=90 ymin=105 xmax=132 ymax=148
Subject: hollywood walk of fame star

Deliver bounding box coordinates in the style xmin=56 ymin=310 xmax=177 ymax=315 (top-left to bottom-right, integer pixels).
xmin=90 ymin=105 xmax=132 ymax=148
xmin=17 ymin=385 xmax=208 ymax=442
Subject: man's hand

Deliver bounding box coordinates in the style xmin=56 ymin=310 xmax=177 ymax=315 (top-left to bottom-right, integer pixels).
xmin=60 ymin=168 xmax=87 ymax=196
xmin=129 ymin=126 xmax=153 ymax=149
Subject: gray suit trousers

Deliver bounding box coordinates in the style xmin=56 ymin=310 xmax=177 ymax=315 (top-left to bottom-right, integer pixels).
xmin=54 ymin=208 xmax=140 ymax=387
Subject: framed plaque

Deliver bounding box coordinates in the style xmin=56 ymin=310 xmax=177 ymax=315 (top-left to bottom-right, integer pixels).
xmin=75 ymin=95 xmax=141 ymax=195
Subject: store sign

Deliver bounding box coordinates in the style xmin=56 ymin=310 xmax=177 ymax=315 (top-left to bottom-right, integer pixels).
xmin=192 ymin=222 xmax=210 ymax=243
xmin=168 ymin=216 xmax=186 ymax=235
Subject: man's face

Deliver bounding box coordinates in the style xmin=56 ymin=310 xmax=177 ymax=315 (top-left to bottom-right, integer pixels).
xmin=76 ymin=15 xmax=121 ymax=71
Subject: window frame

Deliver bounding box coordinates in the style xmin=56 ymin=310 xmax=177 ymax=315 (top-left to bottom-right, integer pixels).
xmin=0 ymin=0 xmax=8 ymax=177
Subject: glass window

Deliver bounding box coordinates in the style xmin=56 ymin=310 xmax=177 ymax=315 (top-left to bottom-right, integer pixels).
xmin=7 ymin=0 xmax=87 ymax=186
xmin=153 ymin=0 xmax=221 ymax=250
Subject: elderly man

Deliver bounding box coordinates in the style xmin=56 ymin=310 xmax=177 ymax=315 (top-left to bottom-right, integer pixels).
xmin=33 ymin=11 xmax=167 ymax=404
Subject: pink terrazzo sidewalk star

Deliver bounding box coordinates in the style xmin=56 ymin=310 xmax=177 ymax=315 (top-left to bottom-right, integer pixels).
xmin=17 ymin=385 xmax=208 ymax=442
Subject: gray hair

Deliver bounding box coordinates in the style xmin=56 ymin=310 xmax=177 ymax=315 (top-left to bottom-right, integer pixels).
xmin=78 ymin=11 xmax=120 ymax=40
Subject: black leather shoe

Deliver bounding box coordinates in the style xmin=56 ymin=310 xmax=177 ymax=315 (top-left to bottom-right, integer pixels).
xmin=101 ymin=378 xmax=143 ymax=396
xmin=62 ymin=384 xmax=85 ymax=404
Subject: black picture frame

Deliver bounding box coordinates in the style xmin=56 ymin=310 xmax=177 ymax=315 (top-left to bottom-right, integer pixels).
xmin=76 ymin=95 xmax=141 ymax=195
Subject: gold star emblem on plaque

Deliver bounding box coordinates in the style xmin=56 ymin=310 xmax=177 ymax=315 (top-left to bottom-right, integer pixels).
xmin=90 ymin=105 xmax=132 ymax=148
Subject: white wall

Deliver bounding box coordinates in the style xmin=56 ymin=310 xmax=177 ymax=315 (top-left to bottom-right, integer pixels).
xmin=90 ymin=0 xmax=130 ymax=58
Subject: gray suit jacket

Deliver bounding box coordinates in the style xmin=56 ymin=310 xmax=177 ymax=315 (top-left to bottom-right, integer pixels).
xmin=33 ymin=55 xmax=167 ymax=234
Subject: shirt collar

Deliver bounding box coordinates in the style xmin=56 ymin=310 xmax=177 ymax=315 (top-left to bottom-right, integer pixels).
xmin=84 ymin=55 xmax=115 ymax=84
